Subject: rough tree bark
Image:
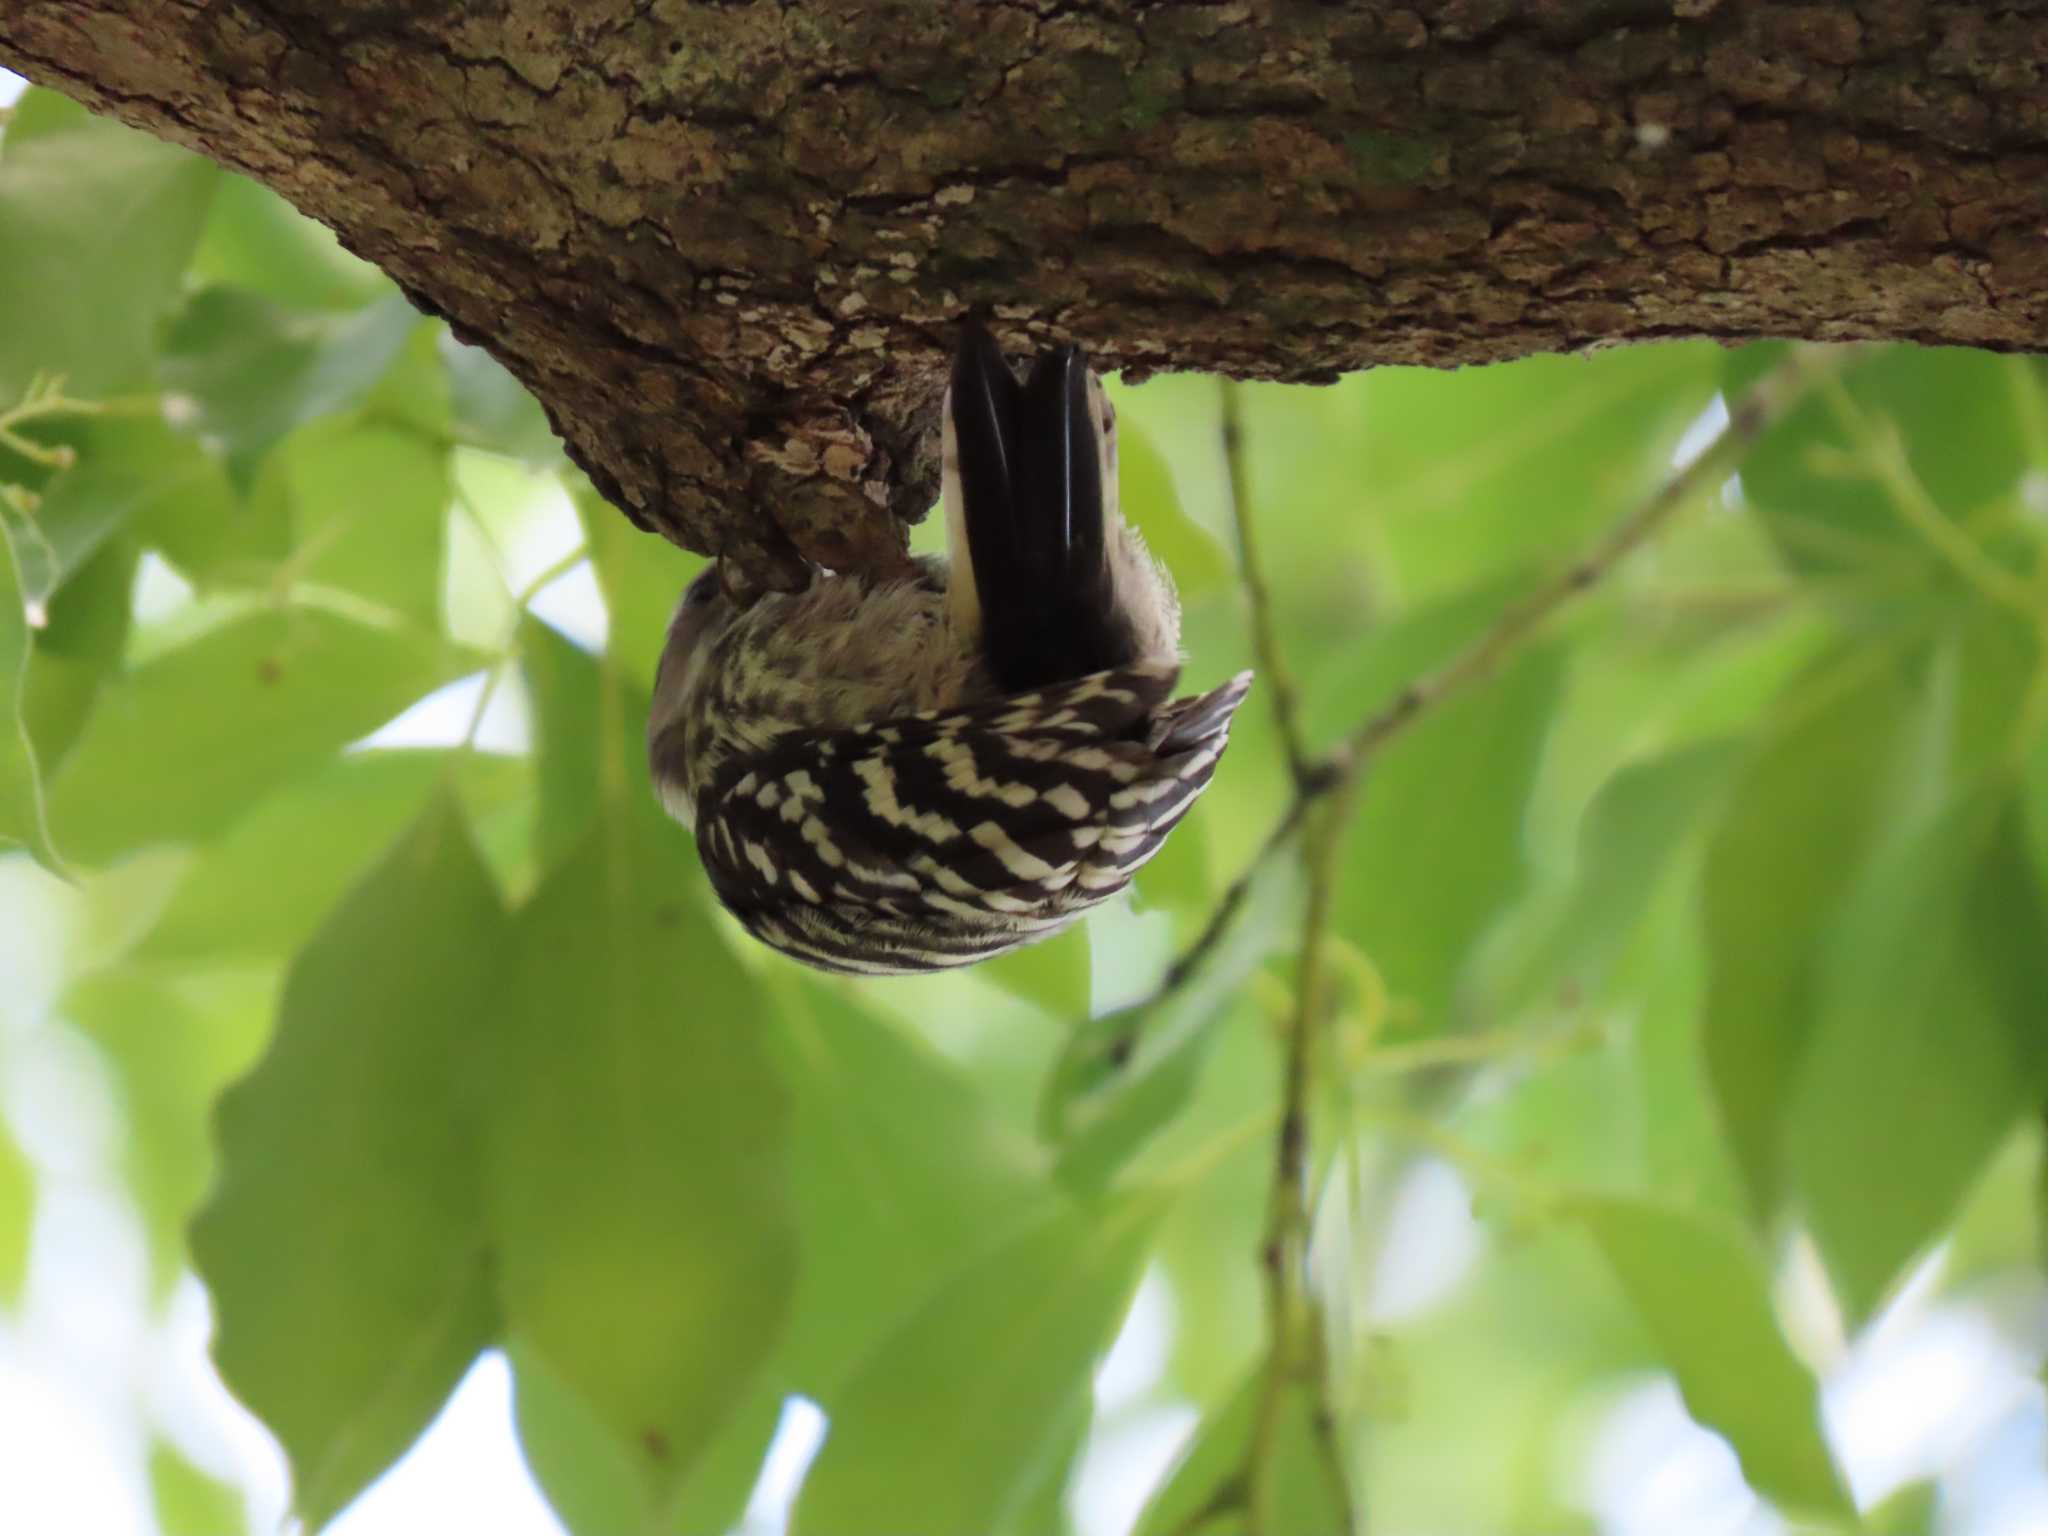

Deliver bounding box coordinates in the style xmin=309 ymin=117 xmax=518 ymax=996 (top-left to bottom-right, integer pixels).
xmin=3 ymin=2 xmax=2045 ymax=590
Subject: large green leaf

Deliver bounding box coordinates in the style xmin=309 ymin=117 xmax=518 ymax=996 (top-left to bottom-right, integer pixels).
xmin=1118 ymin=414 xmax=1230 ymax=600
xmin=1332 ymin=622 xmax=1563 ymax=1041
xmin=249 ymin=415 xmax=447 ymax=624
xmin=159 ymin=290 xmax=426 ymax=484
xmin=45 ymin=606 xmax=469 ymax=864
xmin=135 ymin=751 xmax=440 ymax=964
xmin=483 ymin=790 xmax=795 ymax=1508
xmin=1789 ymin=790 xmax=2048 ymax=1321
xmin=793 ymin=1193 xmax=1161 ymax=1536
xmin=1045 ymin=855 xmax=1301 ymax=1192
xmin=1316 ymin=343 xmax=1720 ymax=603
xmin=190 ymin=792 xmax=508 ymax=1528
xmin=0 ymin=1112 xmax=31 ymax=1308
xmin=573 ymin=480 xmax=703 ymax=690
xmin=0 ymin=90 xmax=218 ymax=398
xmin=1576 ymin=1196 xmax=1852 ymax=1518
xmin=66 ymin=966 xmax=274 ymax=1298
xmin=187 ymin=174 xmax=388 ymax=313
xmin=1480 ymin=739 xmax=1738 ymax=1018
xmin=518 ymin=616 xmax=605 ymax=873
xmin=1700 ymin=653 xmax=1920 ymax=1219
xmin=1134 ymin=1367 xmax=1354 ymax=1536
xmin=1729 ymin=343 xmax=2032 ymax=587
xmin=771 ymin=976 xmax=1054 ymax=1391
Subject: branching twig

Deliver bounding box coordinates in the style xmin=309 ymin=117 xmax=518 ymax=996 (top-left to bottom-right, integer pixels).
xmin=1121 ymin=343 xmax=1860 ymax=1534
xmin=1222 ymin=379 xmax=1315 ymax=787
xmin=1124 ymin=342 xmax=1857 ymax=1031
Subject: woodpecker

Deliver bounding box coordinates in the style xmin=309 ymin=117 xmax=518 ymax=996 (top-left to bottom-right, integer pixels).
xmin=647 ymin=326 xmax=1251 ymax=975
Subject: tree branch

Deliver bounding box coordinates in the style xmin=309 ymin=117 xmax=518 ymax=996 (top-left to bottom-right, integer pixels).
xmin=4 ymin=4 xmax=2041 ymax=588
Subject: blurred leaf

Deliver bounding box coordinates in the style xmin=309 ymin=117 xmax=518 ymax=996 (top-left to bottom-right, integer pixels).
xmin=1121 ymin=415 xmax=1230 ymax=600
xmin=1576 ymin=1195 xmax=1852 ymax=1519
xmin=19 ymin=526 xmax=139 ymax=780
xmin=771 ymin=976 xmax=1053 ymax=1390
xmin=45 ymin=607 xmax=470 ymax=865
xmin=1046 ymin=855 xmax=1302 ymax=1192
xmin=1701 ymin=653 xmax=1919 ymax=1219
xmin=1334 ymin=626 xmax=1563 ymax=1040
xmin=1729 ymin=343 xmax=2031 ymax=587
xmin=188 ymin=174 xmax=389 ymax=312
xmin=160 ymin=290 xmax=426 ymax=482
xmin=511 ymin=1343 xmax=668 ymax=1536
xmin=573 ymin=478 xmax=702 ymax=689
xmin=1135 ymin=1368 xmax=1353 ymax=1536
xmin=1482 ymin=740 xmax=1738 ymax=1017
xmin=190 ymin=792 xmax=507 ymax=1528
xmin=67 ymin=966 xmax=274 ymax=1298
xmin=0 ymin=510 xmax=61 ymax=868
xmin=1789 ymin=790 xmax=2048 ymax=1322
xmin=0 ymin=90 xmax=217 ymax=398
xmin=1336 ymin=344 xmax=1721 ymax=602
xmin=794 ymin=1193 xmax=1161 ymax=1536
xmin=250 ymin=417 xmax=447 ymax=624
xmin=149 ymin=1438 xmax=248 ymax=1536
xmin=135 ymin=750 xmax=441 ymax=964
xmin=0 ymin=1114 xmax=31 ymax=1308
xmin=484 ymin=772 xmax=795 ymax=1504
xmin=981 ymin=924 xmax=1092 ymax=1018
xmin=518 ymin=616 xmax=603 ymax=872
xmin=444 ymin=333 xmax=563 ymax=465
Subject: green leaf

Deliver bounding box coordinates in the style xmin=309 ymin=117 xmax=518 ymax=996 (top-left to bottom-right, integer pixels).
xmin=0 ymin=92 xmax=218 ymax=398
xmin=0 ymin=1112 xmax=32 ymax=1308
xmin=518 ymin=616 xmax=604 ymax=873
xmin=483 ymin=796 xmax=796 ymax=1503
xmin=1328 ymin=343 xmax=1721 ymax=602
xmin=1700 ymin=653 xmax=1920 ymax=1219
xmin=1134 ymin=1368 xmax=1353 ymax=1536
xmin=188 ymin=174 xmax=388 ymax=312
xmin=1333 ymin=627 xmax=1563 ymax=1040
xmin=1577 ymin=1196 xmax=1851 ymax=1517
xmin=45 ymin=606 xmax=469 ymax=865
xmin=793 ymin=1194 xmax=1161 ymax=1536
xmin=0 ymin=509 xmax=61 ymax=868
xmin=573 ymin=479 xmax=703 ymax=690
xmin=1481 ymin=740 xmax=1738 ymax=1017
xmin=445 ymin=335 xmax=562 ymax=465
xmin=770 ymin=977 xmax=1054 ymax=1391
xmin=980 ymin=924 xmax=1092 ymax=1018
xmin=510 ymin=1343 xmax=666 ymax=1536
xmin=66 ymin=966 xmax=274 ymax=1298
xmin=1789 ymin=790 xmax=2048 ymax=1322
xmin=1729 ymin=342 xmax=2032 ymax=587
xmin=149 ymin=1438 xmax=248 ymax=1536
xmin=1045 ymin=854 xmax=1302 ymax=1192
xmin=136 ymin=751 xmax=441 ymax=964
xmin=160 ymin=291 xmax=427 ymax=484
xmin=190 ymin=792 xmax=507 ymax=1528
xmin=1119 ymin=415 xmax=1230 ymax=600
xmin=249 ymin=416 xmax=447 ymax=625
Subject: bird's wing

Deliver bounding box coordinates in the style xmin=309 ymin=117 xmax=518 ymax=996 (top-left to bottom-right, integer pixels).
xmin=693 ymin=663 xmax=1251 ymax=974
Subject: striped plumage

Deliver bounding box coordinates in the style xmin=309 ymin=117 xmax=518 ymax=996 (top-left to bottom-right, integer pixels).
xmin=647 ymin=326 xmax=1251 ymax=975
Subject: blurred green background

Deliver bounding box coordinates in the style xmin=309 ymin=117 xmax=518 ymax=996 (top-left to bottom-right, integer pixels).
xmin=3 ymin=73 xmax=2047 ymax=1536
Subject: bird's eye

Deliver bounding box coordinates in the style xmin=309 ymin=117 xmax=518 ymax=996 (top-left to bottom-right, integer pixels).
xmin=684 ymin=569 xmax=721 ymax=608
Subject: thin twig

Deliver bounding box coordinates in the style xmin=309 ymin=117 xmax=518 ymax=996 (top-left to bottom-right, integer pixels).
xmin=1222 ymin=378 xmax=1315 ymax=787
xmin=1120 ymin=341 xmax=1858 ymax=1029
xmin=1247 ymin=782 xmax=1364 ymax=1536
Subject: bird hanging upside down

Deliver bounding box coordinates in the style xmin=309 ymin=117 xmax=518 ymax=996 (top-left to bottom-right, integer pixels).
xmin=647 ymin=326 xmax=1252 ymax=975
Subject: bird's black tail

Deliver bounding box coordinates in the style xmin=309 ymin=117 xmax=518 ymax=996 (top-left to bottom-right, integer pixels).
xmin=949 ymin=325 xmax=1138 ymax=694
